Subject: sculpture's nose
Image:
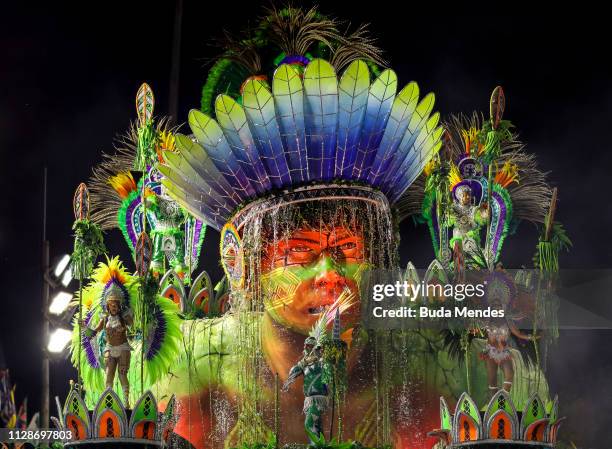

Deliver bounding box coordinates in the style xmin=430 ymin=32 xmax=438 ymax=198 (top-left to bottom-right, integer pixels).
xmin=313 ymin=256 xmax=347 ymax=299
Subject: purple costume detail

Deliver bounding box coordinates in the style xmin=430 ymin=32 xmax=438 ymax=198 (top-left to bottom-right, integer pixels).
xmin=82 ymin=309 xmax=100 ymax=368
xmin=279 ymin=54 xmax=311 ymax=66
xmin=125 ymin=197 xmax=140 ymax=249
xmin=145 ymin=307 xmax=166 ymax=360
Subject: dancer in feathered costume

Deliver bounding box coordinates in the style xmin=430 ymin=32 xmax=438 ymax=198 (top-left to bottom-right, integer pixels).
xmin=282 ymin=305 xmax=346 ymax=442
xmin=402 ymin=87 xmax=553 ymax=270
xmin=282 ymin=329 xmax=329 ymax=441
xmin=87 ymin=85 xmax=205 ymax=282
xmin=80 ymin=258 xmax=135 ymax=406
xmin=71 ymin=257 xmax=182 ymax=408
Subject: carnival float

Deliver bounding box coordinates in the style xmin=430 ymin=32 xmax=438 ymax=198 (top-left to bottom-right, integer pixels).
xmin=49 ymin=5 xmax=571 ymax=449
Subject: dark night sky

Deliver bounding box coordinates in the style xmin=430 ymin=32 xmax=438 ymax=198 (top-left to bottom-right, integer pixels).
xmin=1 ymin=2 xmax=612 ymax=447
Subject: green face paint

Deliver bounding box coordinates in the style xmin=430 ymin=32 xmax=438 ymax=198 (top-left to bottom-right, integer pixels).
xmin=260 ymin=256 xmax=370 ymax=335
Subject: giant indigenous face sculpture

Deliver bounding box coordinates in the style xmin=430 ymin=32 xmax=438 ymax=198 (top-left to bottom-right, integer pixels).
xmin=260 ymin=223 xmax=366 ymax=334
xmin=222 ymin=199 xmax=394 ymax=336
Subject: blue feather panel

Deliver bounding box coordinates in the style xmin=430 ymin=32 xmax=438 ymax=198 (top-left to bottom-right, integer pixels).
xmin=158 ymin=165 xmax=229 ymax=230
xmin=188 ymin=109 xmax=257 ymax=200
xmin=351 ymin=69 xmax=397 ymax=181
xmin=215 ymin=95 xmax=272 ymax=195
xmin=272 ymin=64 xmax=309 ymax=184
xmin=173 ymin=134 xmax=242 ymax=207
xmin=380 ymin=93 xmax=436 ymax=189
xmin=242 ymin=79 xmax=291 ymax=188
xmin=158 ymin=59 xmax=442 ymax=228
xmin=382 ymin=112 xmax=440 ymax=196
xmin=367 ymin=81 xmax=420 ymax=187
xmin=163 ymin=149 xmax=237 ymax=215
xmin=161 ymin=184 xmax=226 ymax=230
xmin=158 ymin=158 xmax=232 ymax=217
xmin=335 ymin=60 xmax=370 ymax=179
xmin=303 ymin=59 xmax=339 ymax=181
xmin=389 ymin=120 xmax=444 ymax=203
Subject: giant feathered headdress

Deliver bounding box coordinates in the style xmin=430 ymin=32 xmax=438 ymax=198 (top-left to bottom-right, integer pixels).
xmin=159 ymin=5 xmax=443 ymax=233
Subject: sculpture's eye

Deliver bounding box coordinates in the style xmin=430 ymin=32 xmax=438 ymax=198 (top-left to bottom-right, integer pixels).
xmin=290 ymin=245 xmax=312 ymax=252
xmin=339 ymin=242 xmax=356 ymax=251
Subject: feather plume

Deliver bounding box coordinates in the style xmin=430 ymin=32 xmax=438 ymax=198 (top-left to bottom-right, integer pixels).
xmin=261 ymin=4 xmax=341 ymax=56
xmin=144 ymin=297 xmax=182 ymax=384
xmin=108 ymin=172 xmax=137 ymax=199
xmin=213 ymin=29 xmax=263 ymax=76
xmin=331 ymin=23 xmax=387 ymax=72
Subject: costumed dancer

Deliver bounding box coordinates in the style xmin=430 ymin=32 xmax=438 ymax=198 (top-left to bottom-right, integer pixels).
xmin=447 ymin=183 xmax=489 ymax=260
xmin=415 ymin=87 xmax=554 ymax=270
xmin=81 ymin=259 xmax=135 ymax=407
xmin=282 ymin=316 xmax=331 ymax=442
xmin=480 ymin=310 xmax=540 ymax=397
xmin=479 ymin=269 xmax=541 ymax=397
xmin=144 ymin=185 xmax=189 ymax=278
xmin=71 ymin=255 xmax=183 ymax=409
xmin=88 ymin=83 xmax=205 ymax=284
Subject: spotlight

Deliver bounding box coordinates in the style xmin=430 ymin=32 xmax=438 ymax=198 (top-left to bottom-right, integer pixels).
xmin=53 ymin=254 xmax=71 ymax=278
xmin=47 ymin=328 xmax=72 ymax=353
xmin=60 ymin=266 xmax=73 ymax=287
xmin=49 ymin=291 xmax=72 ymax=315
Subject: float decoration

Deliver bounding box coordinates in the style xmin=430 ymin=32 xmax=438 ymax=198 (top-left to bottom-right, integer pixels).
xmin=429 ymin=389 xmax=564 ymax=448
xmin=52 ymin=5 xmax=572 ymax=449
xmin=88 ymin=84 xmax=206 ymax=283
xmin=157 ymin=7 xmax=445 ymax=445
xmin=52 ymin=386 xmax=178 ymax=448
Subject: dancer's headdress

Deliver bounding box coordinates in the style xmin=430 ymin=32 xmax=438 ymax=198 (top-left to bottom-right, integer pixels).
xmin=97 ymin=256 xmax=132 ymax=312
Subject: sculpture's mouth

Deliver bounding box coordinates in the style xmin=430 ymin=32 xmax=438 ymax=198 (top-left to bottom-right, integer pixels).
xmin=308 ymin=306 xmax=327 ymax=315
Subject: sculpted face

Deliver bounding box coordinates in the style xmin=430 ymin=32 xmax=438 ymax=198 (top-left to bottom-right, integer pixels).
xmin=260 ymin=226 xmax=366 ymax=335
